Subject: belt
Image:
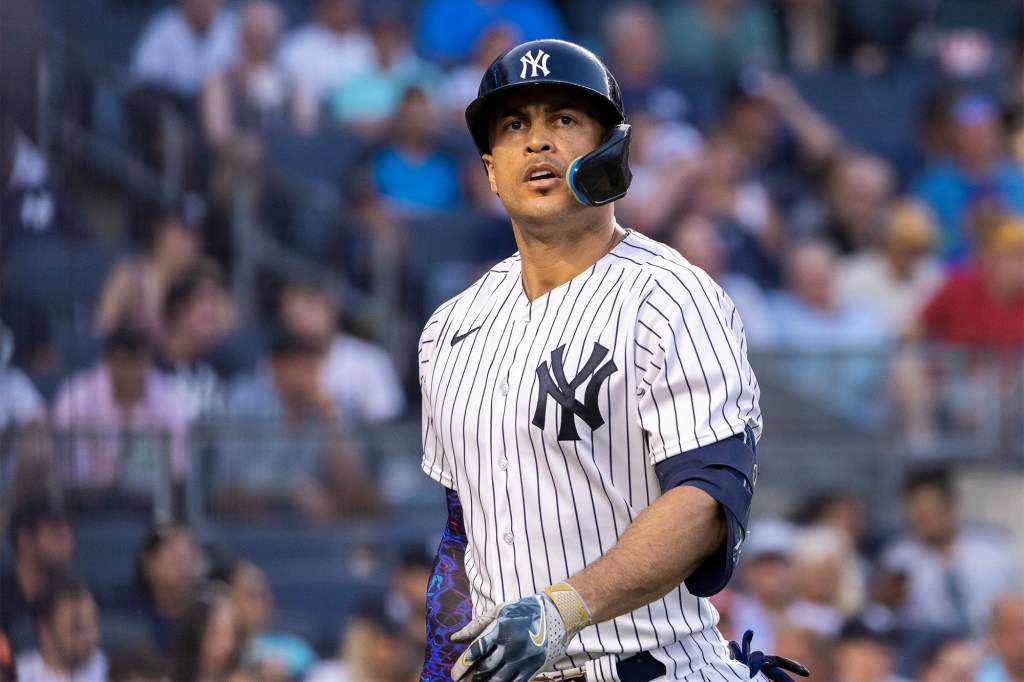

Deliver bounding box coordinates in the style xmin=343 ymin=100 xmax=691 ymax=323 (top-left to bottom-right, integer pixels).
xmin=536 ymin=651 xmax=667 ymax=681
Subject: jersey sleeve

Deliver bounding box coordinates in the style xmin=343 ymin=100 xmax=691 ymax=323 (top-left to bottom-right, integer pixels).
xmin=634 ymin=269 xmax=761 ymax=464
xmin=419 ymin=317 xmax=455 ymax=489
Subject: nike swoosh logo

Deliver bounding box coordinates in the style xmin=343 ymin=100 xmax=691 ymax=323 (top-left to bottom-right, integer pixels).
xmin=530 ymin=608 xmax=546 ymax=646
xmin=451 ymin=325 xmax=483 ymax=346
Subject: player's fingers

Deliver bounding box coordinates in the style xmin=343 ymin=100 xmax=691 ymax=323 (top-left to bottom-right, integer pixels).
xmin=451 ymin=634 xmax=496 ymax=681
xmin=489 ymin=660 xmax=533 ymax=682
xmin=764 ymin=655 xmax=810 ymax=677
xmin=452 ymin=615 xmax=494 ymax=643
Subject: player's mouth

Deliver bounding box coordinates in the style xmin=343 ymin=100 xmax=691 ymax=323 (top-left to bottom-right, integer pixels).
xmin=523 ymin=163 xmax=563 ymax=190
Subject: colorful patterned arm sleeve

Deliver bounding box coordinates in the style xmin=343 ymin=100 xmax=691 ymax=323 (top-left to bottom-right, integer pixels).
xmin=421 ymin=488 xmax=472 ymax=681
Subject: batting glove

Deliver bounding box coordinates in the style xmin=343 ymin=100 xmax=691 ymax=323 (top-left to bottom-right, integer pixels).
xmin=450 ymin=582 xmax=592 ymax=682
xmin=729 ymin=629 xmax=810 ymax=682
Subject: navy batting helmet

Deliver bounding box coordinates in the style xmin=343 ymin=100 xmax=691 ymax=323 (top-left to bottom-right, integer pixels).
xmin=465 ymin=39 xmax=625 ymax=156
xmin=465 ymin=39 xmax=632 ymax=206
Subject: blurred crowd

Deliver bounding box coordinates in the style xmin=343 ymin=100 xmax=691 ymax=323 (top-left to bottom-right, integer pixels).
xmin=1 ymin=0 xmax=1023 ymax=679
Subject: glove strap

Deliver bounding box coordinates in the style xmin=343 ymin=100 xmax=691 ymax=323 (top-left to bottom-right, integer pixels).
xmin=543 ymin=582 xmax=593 ymax=637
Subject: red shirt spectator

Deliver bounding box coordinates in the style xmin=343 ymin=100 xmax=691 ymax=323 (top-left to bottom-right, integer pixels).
xmin=919 ymin=217 xmax=1024 ymax=348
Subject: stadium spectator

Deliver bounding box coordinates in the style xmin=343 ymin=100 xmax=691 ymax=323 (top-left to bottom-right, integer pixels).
xmin=218 ymin=329 xmax=382 ymax=522
xmin=668 ymin=211 xmax=777 ymax=348
xmin=837 ymin=198 xmax=944 ymax=337
xmin=0 ymin=325 xmax=51 ymax=502
xmin=171 ymin=589 xmax=254 ymax=682
xmin=717 ymin=71 xmax=843 ymax=211
xmin=773 ymin=624 xmax=835 ymax=682
xmin=95 ymin=209 xmax=203 ymax=342
xmin=201 ymin=0 xmax=317 ymax=206
xmin=306 ymin=595 xmax=420 ymax=682
xmin=661 ymin=0 xmax=781 ymax=82
xmin=977 ymin=593 xmax=1024 ymax=682
xmin=15 ymin=576 xmax=107 ymax=681
xmin=130 ymin=0 xmax=237 ymax=99
xmin=816 ymin=151 xmax=897 ymax=255
xmin=279 ymin=0 xmax=375 ymax=107
xmin=602 ymin=1 xmax=694 ymax=125
xmin=831 ymin=616 xmax=910 ymax=682
xmin=914 ymin=633 xmax=982 ymax=682
xmin=912 ymin=93 xmax=1024 ymax=264
xmin=212 ymin=558 xmax=315 ymax=682
xmin=158 ymin=263 xmax=236 ymax=421
xmin=329 ymin=9 xmax=444 ymax=137
xmin=694 ymin=130 xmax=785 ymax=288
xmin=786 ymin=524 xmax=866 ymax=638
xmin=0 ymin=498 xmax=75 ymax=653
xmin=767 ymin=240 xmax=890 ymax=424
xmin=52 ymin=328 xmax=190 ymax=500
xmin=914 ymin=215 xmax=1024 ymax=348
xmin=126 ymin=524 xmax=204 ymax=655
xmin=415 ymin=0 xmax=567 ymax=66
xmin=729 ymin=517 xmax=798 ymax=653
xmin=367 ymin=87 xmax=463 ymax=215
xmin=879 ymin=467 xmax=1019 ymax=636
xmin=385 ymin=545 xmax=433 ymax=645
xmin=277 ymin=278 xmax=405 ymax=424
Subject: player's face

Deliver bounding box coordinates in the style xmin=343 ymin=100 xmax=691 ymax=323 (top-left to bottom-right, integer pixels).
xmin=482 ymin=86 xmax=605 ymax=227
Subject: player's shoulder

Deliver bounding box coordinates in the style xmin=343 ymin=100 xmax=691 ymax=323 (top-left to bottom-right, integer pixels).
xmin=613 ymin=230 xmax=720 ymax=297
xmin=418 ymin=254 xmax=519 ymax=354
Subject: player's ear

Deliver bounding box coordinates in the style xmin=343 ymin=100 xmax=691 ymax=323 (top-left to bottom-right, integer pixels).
xmin=482 ymin=154 xmax=498 ymax=194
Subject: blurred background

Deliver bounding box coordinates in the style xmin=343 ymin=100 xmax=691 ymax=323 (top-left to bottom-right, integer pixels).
xmin=0 ymin=0 xmax=1022 ymax=680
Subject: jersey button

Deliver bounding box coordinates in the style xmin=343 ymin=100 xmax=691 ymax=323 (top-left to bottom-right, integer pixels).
xmin=499 ymin=381 xmax=509 ymax=395
xmin=503 ymin=532 xmax=514 ymax=544
xmin=498 ymin=458 xmax=508 ymax=469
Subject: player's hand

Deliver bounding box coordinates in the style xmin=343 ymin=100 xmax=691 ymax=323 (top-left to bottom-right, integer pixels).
xmin=728 ymin=629 xmax=809 ymax=682
xmin=450 ymin=583 xmax=592 ymax=682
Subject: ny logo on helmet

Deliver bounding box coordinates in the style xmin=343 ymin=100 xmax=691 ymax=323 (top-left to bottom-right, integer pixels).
xmin=520 ymin=49 xmax=551 ymax=79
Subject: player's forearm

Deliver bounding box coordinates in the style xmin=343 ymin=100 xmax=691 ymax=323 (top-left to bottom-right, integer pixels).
xmin=566 ymin=485 xmax=726 ymax=624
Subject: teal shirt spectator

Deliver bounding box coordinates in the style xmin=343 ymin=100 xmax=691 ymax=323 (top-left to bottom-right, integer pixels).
xmin=329 ymin=53 xmax=444 ymax=125
xmin=662 ymin=0 xmax=780 ymax=80
xmin=911 ymin=160 xmax=1024 ymax=264
xmin=416 ymin=0 xmax=567 ymax=64
xmin=371 ymin=146 xmax=462 ymax=214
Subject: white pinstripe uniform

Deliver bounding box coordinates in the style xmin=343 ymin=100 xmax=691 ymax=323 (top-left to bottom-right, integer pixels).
xmin=420 ymin=229 xmax=763 ymax=681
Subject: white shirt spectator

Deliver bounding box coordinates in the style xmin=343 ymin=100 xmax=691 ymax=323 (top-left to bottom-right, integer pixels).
xmin=880 ymin=525 xmax=1019 ymax=634
xmin=131 ymin=6 xmax=238 ymax=97
xmin=837 ymin=252 xmax=944 ymax=335
xmin=15 ymin=650 xmax=107 ymax=682
xmin=322 ymin=334 xmax=405 ymax=424
xmin=0 ymin=366 xmax=44 ymax=432
xmin=279 ymin=24 xmax=375 ymax=105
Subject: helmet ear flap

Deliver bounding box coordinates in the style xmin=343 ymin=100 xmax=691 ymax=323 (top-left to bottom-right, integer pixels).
xmin=566 ymin=124 xmax=632 ymax=206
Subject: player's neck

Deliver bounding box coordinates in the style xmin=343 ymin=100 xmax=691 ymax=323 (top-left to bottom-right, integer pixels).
xmin=514 ymin=212 xmax=624 ymax=301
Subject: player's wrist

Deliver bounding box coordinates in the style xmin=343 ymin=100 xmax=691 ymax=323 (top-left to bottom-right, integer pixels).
xmin=542 ymin=582 xmax=593 ymax=638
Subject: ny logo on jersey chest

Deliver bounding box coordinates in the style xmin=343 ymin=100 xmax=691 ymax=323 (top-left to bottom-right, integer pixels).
xmin=532 ymin=343 xmax=618 ymax=441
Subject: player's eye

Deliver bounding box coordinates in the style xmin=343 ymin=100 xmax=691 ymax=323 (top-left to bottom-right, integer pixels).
xmin=558 ymin=115 xmax=574 ymax=125
xmin=506 ymin=120 xmax=524 ymax=131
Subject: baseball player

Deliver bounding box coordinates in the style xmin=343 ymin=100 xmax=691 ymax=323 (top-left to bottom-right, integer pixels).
xmin=418 ymin=39 xmax=809 ymax=682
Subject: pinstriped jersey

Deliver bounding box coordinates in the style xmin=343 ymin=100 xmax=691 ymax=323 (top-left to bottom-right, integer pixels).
xmin=418 ymin=229 xmax=762 ymax=675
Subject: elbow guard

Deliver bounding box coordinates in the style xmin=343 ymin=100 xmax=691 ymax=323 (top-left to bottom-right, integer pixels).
xmin=654 ymin=426 xmax=757 ymax=597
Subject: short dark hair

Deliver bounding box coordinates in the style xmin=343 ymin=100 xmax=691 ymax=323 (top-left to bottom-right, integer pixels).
xmin=7 ymin=496 xmax=69 ymax=556
xmin=163 ymin=261 xmax=227 ymax=322
xmin=32 ymin=574 xmax=93 ymax=627
xmin=903 ymin=466 xmax=956 ymax=500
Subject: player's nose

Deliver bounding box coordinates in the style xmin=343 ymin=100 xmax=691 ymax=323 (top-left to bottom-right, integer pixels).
xmin=524 ymin=123 xmax=554 ymax=154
